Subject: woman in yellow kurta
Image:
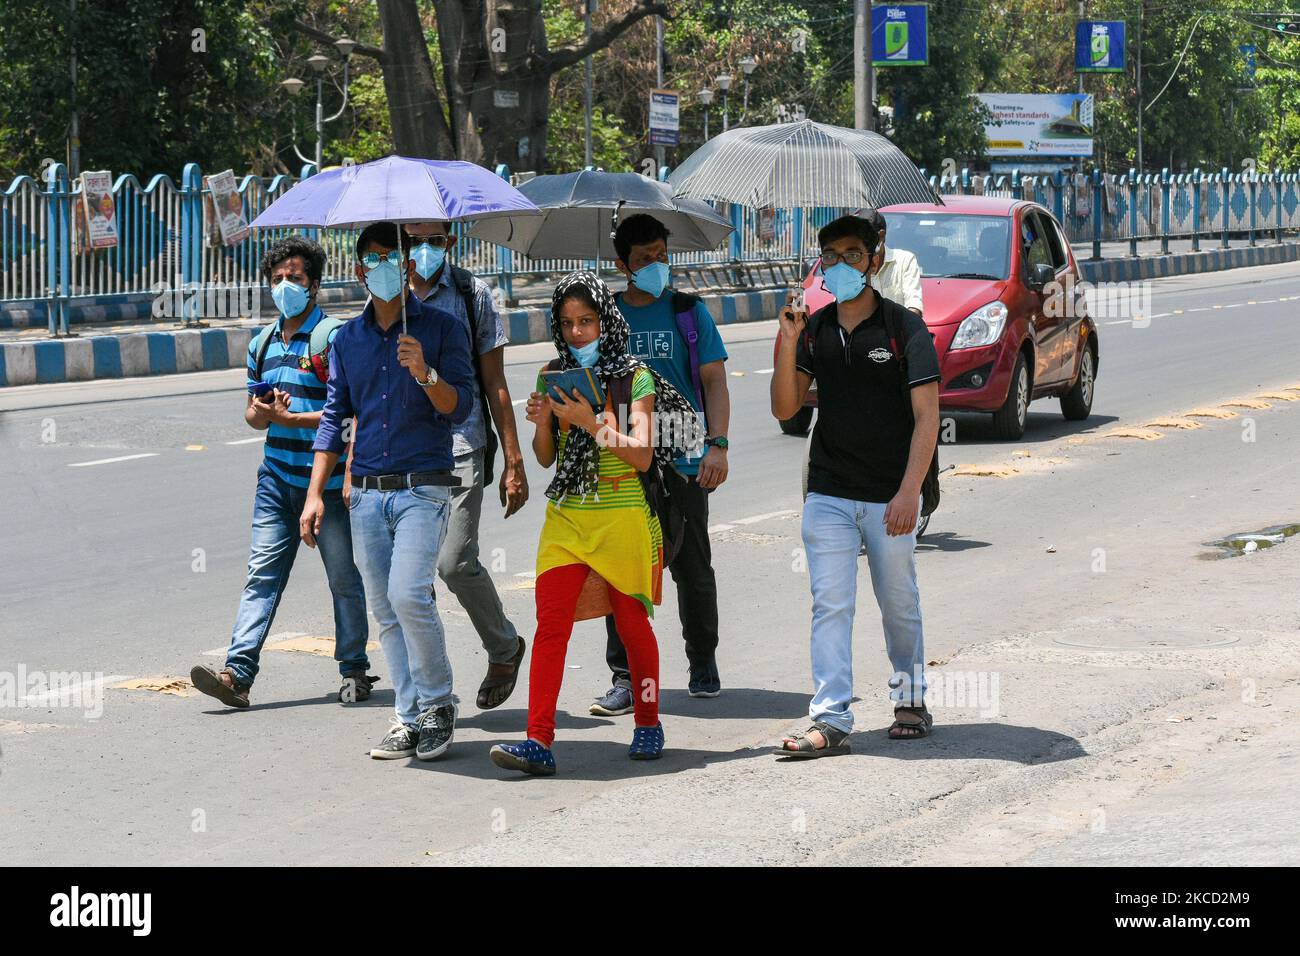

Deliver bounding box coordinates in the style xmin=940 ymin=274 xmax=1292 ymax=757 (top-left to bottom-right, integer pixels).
xmin=489 ymin=272 xmax=697 ymax=776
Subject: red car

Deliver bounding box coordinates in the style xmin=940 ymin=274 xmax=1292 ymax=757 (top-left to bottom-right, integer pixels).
xmin=776 ymin=196 xmax=1098 ymax=441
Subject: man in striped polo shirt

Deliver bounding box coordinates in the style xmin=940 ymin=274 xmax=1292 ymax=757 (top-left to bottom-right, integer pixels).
xmin=190 ymin=236 xmax=371 ymax=709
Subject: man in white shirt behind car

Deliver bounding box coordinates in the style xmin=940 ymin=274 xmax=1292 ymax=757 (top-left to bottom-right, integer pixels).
xmin=858 ymin=208 xmax=923 ymax=317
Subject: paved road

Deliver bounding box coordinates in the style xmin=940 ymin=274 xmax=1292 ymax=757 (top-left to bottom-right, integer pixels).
xmin=2 ymin=261 xmax=1298 ymax=864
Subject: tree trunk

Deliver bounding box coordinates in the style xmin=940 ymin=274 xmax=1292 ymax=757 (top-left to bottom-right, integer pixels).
xmin=434 ymin=0 xmax=551 ymax=172
xmin=338 ymin=0 xmax=669 ymax=169
xmin=377 ymin=0 xmax=456 ymax=158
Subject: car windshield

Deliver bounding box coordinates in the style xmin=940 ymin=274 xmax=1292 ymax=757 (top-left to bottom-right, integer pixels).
xmin=883 ymin=212 xmax=1011 ymax=280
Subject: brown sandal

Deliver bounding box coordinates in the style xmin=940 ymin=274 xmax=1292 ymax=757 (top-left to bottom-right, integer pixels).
xmin=888 ymin=705 xmax=933 ymax=740
xmin=773 ymin=720 xmax=851 ymax=758
xmin=476 ymin=638 xmax=526 ymax=710
xmin=190 ymin=665 xmax=250 ymax=708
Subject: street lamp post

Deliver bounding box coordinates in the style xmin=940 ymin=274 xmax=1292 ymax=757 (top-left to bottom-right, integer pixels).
xmin=738 ymin=56 xmax=756 ymax=126
xmin=697 ymin=88 xmax=713 ymax=141
xmin=283 ymin=37 xmax=355 ymax=170
xmin=715 ymin=74 xmax=732 ymax=132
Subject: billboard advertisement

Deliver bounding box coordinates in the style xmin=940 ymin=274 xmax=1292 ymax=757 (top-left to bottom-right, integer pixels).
xmin=1075 ymin=20 xmax=1126 ymax=73
xmin=872 ymin=3 xmax=929 ymax=67
xmin=649 ymin=89 xmax=680 ymax=147
xmin=975 ymin=93 xmax=1094 ymax=157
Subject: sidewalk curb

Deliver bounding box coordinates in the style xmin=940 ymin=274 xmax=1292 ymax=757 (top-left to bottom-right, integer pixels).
xmin=1078 ymin=240 xmax=1300 ymax=283
xmin=0 ymin=288 xmax=789 ymax=387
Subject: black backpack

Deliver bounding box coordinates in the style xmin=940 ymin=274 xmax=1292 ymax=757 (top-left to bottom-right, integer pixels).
xmin=544 ymin=358 xmax=685 ymax=566
xmin=804 ymin=301 xmax=941 ymax=517
xmin=450 ymin=265 xmax=501 ymax=483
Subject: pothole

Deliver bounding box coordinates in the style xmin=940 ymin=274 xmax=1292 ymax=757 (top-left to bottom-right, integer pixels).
xmin=1202 ymin=523 xmax=1300 ymax=559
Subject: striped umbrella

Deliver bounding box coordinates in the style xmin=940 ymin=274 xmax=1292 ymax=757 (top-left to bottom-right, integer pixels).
xmin=668 ymin=119 xmax=942 ymax=209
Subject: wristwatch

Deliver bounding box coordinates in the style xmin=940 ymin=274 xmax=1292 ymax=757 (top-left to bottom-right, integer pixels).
xmin=704 ymin=436 xmax=729 ymax=450
xmin=421 ymin=367 xmax=439 ymax=387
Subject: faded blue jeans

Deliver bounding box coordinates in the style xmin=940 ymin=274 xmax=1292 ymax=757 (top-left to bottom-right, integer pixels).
xmin=801 ymin=492 xmax=927 ymax=734
xmin=348 ymin=484 xmax=454 ymax=727
xmin=226 ymin=465 xmax=369 ymax=688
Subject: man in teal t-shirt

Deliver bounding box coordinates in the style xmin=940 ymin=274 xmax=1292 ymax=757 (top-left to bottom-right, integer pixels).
xmin=588 ymin=213 xmax=732 ymax=714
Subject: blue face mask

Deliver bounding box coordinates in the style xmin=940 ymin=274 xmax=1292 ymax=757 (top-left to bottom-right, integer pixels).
xmin=364 ymin=259 xmax=403 ymax=302
xmin=567 ymin=339 xmax=600 ymax=367
xmin=823 ymin=262 xmax=868 ymax=303
xmin=630 ymin=260 xmax=670 ymax=298
xmin=410 ymin=243 xmax=446 ymax=281
xmin=271 ymin=279 xmax=311 ymax=319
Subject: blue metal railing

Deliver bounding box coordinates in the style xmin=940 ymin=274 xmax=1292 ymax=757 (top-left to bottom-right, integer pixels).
xmin=3 ymin=162 xmax=1298 ymax=329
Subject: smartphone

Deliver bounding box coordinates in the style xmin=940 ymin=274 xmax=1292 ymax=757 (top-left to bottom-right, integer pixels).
xmin=249 ymin=381 xmax=273 ymax=398
xmin=788 ymin=287 xmax=806 ymax=316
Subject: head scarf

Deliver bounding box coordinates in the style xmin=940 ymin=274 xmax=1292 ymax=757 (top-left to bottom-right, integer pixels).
xmin=545 ymin=271 xmax=700 ymax=502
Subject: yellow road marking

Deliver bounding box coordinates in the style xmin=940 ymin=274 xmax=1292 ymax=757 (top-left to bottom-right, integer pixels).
xmin=265 ymin=635 xmax=380 ymax=656
xmin=112 ymin=677 xmax=196 ymax=697
xmin=950 ymin=465 xmax=1020 ymax=477
xmin=1092 ymin=428 xmax=1165 ymax=441
xmin=1143 ymin=418 xmax=1203 ymax=429
xmin=1183 ymin=408 xmax=1237 ymax=419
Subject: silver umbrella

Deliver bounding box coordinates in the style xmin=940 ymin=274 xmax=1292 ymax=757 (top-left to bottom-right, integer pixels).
xmin=466 ymin=170 xmax=733 ymax=262
xmin=668 ymin=119 xmax=942 ymax=209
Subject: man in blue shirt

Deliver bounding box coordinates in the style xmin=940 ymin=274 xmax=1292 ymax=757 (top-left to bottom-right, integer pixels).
xmin=401 ymin=220 xmax=528 ymax=712
xmin=590 ymin=213 xmax=732 ymax=713
xmin=302 ymin=223 xmax=476 ymax=763
xmin=190 ymin=236 xmax=370 ymax=709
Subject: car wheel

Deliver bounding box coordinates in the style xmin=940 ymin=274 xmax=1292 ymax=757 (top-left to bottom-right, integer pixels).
xmin=991 ymin=353 xmax=1029 ymax=441
xmin=780 ymin=405 xmax=814 ymax=436
xmin=1060 ymin=342 xmax=1096 ymax=421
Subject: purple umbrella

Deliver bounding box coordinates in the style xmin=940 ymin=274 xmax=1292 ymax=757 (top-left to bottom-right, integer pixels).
xmin=251 ymin=155 xmax=539 ymax=330
xmin=250 ymin=155 xmax=539 ymax=229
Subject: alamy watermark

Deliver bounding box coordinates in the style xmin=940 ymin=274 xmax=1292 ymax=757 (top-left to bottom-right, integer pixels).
xmin=0 ymin=666 xmax=106 ymax=719
xmin=1044 ymin=276 xmax=1153 ymax=326
xmin=592 ymin=406 xmax=707 ymax=455
xmin=892 ymin=667 xmax=1001 ymax=718
xmin=151 ymin=279 xmax=262 ymax=321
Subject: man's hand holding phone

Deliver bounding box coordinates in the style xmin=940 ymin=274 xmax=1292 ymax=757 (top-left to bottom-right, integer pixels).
xmin=778 ymin=288 xmax=808 ymax=346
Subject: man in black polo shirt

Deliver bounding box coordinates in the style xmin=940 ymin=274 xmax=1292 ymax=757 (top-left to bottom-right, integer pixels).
xmin=770 ymin=214 xmax=941 ymax=757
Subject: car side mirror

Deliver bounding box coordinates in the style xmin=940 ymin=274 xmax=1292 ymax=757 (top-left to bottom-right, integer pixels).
xmin=1028 ymin=263 xmax=1054 ymax=290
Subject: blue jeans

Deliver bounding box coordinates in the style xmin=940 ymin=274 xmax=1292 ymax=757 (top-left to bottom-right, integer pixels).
xmin=801 ymin=492 xmax=927 ymax=734
xmin=226 ymin=465 xmax=369 ymax=688
xmin=348 ymin=484 xmax=454 ymax=727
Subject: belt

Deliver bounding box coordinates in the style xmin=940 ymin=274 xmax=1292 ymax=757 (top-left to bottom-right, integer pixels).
xmin=355 ymin=471 xmax=461 ymax=491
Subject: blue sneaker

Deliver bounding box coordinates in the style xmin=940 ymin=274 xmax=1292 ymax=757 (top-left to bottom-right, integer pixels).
xmin=490 ymin=739 xmax=557 ymax=776
xmin=590 ymin=682 xmax=634 ymax=716
xmin=628 ymin=722 xmax=665 ymax=760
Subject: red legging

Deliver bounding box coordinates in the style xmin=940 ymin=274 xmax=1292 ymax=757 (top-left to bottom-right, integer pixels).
xmin=528 ymin=563 xmax=659 ymax=748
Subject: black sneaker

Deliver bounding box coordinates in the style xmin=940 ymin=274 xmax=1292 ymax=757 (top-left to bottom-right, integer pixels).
xmin=688 ymin=659 xmax=721 ymax=698
xmin=339 ymin=671 xmax=379 ymax=703
xmin=415 ymin=702 xmax=457 ymax=761
xmin=370 ymin=719 xmax=418 ymax=759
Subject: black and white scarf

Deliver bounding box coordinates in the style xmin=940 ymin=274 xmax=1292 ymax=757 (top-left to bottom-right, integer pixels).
xmin=545 ymin=271 xmax=700 ymax=503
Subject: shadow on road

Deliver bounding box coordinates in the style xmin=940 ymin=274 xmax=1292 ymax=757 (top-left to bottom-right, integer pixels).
xmin=458 ymin=707 xmax=614 ymax=733
xmin=656 ymin=687 xmax=815 ymax=720
xmin=200 ymin=688 xmax=401 ymax=714
xmin=914 ymin=532 xmax=992 ymax=553
xmin=406 ymin=736 xmax=768 ymax=782
xmin=941 ymin=411 xmax=1119 ymax=445
xmin=809 ymin=721 xmax=1089 ymax=765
